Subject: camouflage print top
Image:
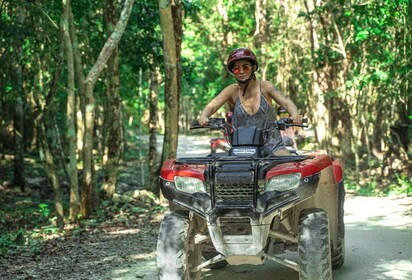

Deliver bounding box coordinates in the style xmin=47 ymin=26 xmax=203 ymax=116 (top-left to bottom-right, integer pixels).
xmin=232 ymin=85 xmax=285 ymax=156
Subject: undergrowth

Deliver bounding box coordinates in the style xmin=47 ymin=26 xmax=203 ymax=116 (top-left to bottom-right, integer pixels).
xmin=0 ymin=192 xmax=165 ymax=258
xmin=345 ymin=174 xmax=412 ymax=197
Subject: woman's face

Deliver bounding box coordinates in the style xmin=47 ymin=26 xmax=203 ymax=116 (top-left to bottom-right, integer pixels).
xmin=232 ymin=59 xmax=253 ymax=81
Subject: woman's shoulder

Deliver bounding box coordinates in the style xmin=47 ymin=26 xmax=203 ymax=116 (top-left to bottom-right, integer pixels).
xmin=220 ymin=83 xmax=239 ymax=95
xmin=260 ymin=80 xmax=275 ymax=90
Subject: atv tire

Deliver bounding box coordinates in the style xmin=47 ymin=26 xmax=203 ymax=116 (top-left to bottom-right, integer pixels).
xmin=332 ymin=181 xmax=345 ymax=269
xmin=298 ymin=209 xmax=332 ymax=280
xmin=157 ymin=211 xmax=202 ymax=280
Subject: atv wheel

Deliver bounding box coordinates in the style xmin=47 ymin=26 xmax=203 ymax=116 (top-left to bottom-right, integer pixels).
xmin=331 ymin=239 xmax=345 ymax=269
xmin=157 ymin=211 xmax=202 ymax=280
xmin=298 ymin=209 xmax=332 ymax=280
xmin=332 ymin=181 xmax=345 ymax=269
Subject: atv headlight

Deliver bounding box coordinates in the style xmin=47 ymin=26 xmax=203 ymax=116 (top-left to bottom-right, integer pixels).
xmin=174 ymin=176 xmax=207 ymax=194
xmin=265 ymin=173 xmax=301 ymax=192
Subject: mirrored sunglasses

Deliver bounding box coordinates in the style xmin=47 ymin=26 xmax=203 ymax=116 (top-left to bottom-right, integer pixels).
xmin=232 ymin=64 xmax=252 ymax=75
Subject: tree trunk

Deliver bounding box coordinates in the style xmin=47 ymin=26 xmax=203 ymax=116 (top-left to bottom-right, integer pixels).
xmin=149 ymin=65 xmax=160 ymax=194
xmin=254 ymin=0 xmax=268 ymax=81
xmin=304 ymin=0 xmax=330 ymax=151
xmin=37 ymin=120 xmax=65 ymax=229
xmin=32 ymin=58 xmax=65 ymax=229
xmin=13 ymin=96 xmax=25 ymax=191
xmin=159 ymin=0 xmax=182 ymax=164
xmin=81 ymin=0 xmax=134 ymax=218
xmin=69 ymin=4 xmax=85 ymax=165
xmin=101 ymin=0 xmax=123 ymax=198
xmin=62 ymin=0 xmax=80 ymax=221
xmin=13 ymin=3 xmax=26 ymax=192
xmin=216 ymin=1 xmax=232 ymax=65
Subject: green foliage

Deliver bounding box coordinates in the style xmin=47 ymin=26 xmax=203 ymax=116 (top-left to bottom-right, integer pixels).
xmin=0 ymin=229 xmax=25 ymax=256
xmin=346 ymin=174 xmax=412 ymax=197
xmin=388 ymin=175 xmax=412 ymax=197
xmin=345 ymin=179 xmax=386 ymax=197
xmin=0 ymin=198 xmax=56 ymax=256
xmin=38 ymin=203 xmax=50 ymax=218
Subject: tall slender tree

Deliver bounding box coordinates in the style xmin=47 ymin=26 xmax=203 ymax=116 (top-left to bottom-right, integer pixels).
xmin=81 ymin=0 xmax=134 ymax=218
xmin=159 ymin=0 xmax=183 ymax=164
xmin=61 ymin=0 xmax=80 ymax=221
xmin=101 ymin=0 xmax=123 ymax=198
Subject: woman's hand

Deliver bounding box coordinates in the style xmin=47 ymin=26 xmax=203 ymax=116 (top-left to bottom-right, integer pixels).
xmin=198 ymin=116 xmax=209 ymax=126
xmin=290 ymin=115 xmax=303 ymax=125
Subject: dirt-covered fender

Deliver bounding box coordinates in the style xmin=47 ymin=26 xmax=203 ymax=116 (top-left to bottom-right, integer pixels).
xmin=292 ymin=163 xmax=341 ymax=252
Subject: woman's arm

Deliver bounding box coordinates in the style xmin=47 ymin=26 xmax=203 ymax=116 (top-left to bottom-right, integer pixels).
xmin=263 ymin=81 xmax=302 ymax=124
xmin=198 ymin=85 xmax=237 ymax=125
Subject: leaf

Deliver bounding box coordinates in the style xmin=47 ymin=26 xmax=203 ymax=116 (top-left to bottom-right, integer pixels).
xmin=355 ymin=30 xmax=369 ymax=42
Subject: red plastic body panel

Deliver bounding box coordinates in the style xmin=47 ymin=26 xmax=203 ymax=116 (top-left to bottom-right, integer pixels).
xmin=160 ymin=159 xmax=206 ymax=182
xmin=265 ymin=154 xmax=333 ymax=179
xmin=332 ymin=159 xmax=343 ymax=184
xmin=161 ymin=154 xmax=342 ymax=183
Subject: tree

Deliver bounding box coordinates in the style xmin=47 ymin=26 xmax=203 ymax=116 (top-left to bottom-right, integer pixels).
xmin=61 ymin=0 xmax=80 ymax=221
xmin=100 ymin=0 xmax=124 ymax=198
xmin=12 ymin=2 xmax=26 ymax=192
xmin=159 ymin=0 xmax=183 ymax=164
xmin=81 ymin=0 xmax=134 ymax=218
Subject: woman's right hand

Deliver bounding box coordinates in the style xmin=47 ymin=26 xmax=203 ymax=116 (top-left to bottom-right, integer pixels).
xmin=198 ymin=116 xmax=209 ymax=126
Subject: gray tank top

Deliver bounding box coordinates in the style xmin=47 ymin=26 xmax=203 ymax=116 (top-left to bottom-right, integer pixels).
xmin=232 ymin=85 xmax=285 ymax=155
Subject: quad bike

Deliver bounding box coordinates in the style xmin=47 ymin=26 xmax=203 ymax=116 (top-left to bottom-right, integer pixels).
xmin=156 ymin=118 xmax=345 ymax=280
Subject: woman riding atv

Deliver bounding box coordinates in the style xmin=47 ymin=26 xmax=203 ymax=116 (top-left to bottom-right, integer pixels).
xmin=197 ymin=47 xmax=303 ymax=156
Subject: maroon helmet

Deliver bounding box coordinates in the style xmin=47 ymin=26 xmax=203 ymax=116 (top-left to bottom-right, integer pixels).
xmin=227 ymin=48 xmax=258 ymax=73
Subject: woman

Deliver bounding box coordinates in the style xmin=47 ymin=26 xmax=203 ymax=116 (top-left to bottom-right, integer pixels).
xmin=198 ymin=47 xmax=302 ymax=156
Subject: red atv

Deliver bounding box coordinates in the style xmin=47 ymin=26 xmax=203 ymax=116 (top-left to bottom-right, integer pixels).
xmin=157 ymin=118 xmax=345 ymax=280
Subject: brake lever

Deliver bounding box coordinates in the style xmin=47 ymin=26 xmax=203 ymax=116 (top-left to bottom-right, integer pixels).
xmin=190 ymin=120 xmax=210 ymax=130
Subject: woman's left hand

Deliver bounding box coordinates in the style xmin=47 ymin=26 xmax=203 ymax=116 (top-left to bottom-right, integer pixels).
xmin=290 ymin=115 xmax=303 ymax=125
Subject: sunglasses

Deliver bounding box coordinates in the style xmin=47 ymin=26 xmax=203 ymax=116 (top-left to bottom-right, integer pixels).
xmin=232 ymin=64 xmax=252 ymax=75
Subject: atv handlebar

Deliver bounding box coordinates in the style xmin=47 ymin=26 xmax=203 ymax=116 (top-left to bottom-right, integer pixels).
xmin=275 ymin=117 xmax=309 ymax=130
xmin=191 ymin=117 xmax=308 ymax=131
xmin=190 ymin=118 xmax=226 ymax=130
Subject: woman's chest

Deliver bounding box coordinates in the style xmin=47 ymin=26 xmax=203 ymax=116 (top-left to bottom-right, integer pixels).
xmin=240 ymin=91 xmax=272 ymax=115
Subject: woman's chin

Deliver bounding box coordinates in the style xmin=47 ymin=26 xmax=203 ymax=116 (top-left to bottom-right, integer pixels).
xmin=237 ymin=76 xmax=249 ymax=82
